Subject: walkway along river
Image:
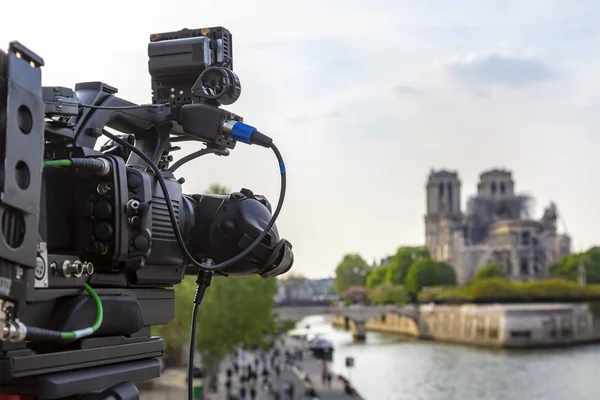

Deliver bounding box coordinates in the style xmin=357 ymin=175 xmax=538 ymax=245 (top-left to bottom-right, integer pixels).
xmin=298 ymin=315 xmax=600 ymax=400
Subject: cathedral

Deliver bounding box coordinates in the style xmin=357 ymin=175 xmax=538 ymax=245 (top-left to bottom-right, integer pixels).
xmin=424 ymin=168 xmax=571 ymax=284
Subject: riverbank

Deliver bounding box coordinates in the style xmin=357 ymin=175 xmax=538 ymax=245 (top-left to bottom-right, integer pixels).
xmin=285 ymin=336 xmax=364 ymax=400
xmin=137 ymin=335 xmax=363 ymax=399
xmin=333 ymin=302 xmax=600 ymax=349
xmin=137 ymin=365 xmax=305 ymax=400
xmin=137 ymin=364 xmax=304 ymax=399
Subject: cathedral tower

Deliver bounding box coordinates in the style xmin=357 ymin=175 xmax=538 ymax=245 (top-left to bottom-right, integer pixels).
xmin=424 ymin=169 xmax=461 ymax=260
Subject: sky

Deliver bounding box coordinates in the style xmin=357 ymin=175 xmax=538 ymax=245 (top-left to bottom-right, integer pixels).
xmin=2 ymin=0 xmax=599 ymax=278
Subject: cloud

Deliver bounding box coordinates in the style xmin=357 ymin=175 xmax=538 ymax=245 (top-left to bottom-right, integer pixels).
xmin=322 ymin=110 xmax=343 ymax=119
xmin=246 ymin=36 xmax=362 ymax=76
xmin=447 ymin=51 xmax=556 ymax=87
xmin=286 ymin=110 xmax=343 ymax=124
xmin=392 ymin=85 xmax=425 ymax=96
xmin=286 ymin=115 xmax=311 ymax=124
xmin=5 ymin=0 xmax=600 ymax=280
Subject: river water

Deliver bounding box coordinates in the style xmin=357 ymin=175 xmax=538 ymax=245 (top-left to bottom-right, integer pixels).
xmin=296 ymin=315 xmax=600 ymax=400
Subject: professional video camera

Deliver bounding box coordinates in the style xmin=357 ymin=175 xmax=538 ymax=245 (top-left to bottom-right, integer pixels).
xmin=0 ymin=27 xmax=293 ymax=400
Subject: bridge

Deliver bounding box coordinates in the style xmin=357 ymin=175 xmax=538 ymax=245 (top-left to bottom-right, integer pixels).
xmin=274 ymin=304 xmax=391 ymax=322
xmin=273 ymin=304 xmax=419 ymax=341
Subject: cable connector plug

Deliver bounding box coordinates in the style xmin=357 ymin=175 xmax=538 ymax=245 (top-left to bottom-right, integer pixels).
xmin=1 ymin=320 xmax=27 ymax=342
xmin=222 ymin=121 xmax=273 ymax=148
xmin=193 ymin=270 xmax=213 ymax=305
xmin=70 ymin=158 xmax=112 ymax=176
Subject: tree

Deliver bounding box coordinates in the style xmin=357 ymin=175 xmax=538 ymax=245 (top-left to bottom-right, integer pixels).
xmin=366 ymin=265 xmax=388 ymax=289
xmin=152 ymin=183 xmax=237 ymax=366
xmin=341 ymin=286 xmax=368 ymax=305
xmin=207 ymin=183 xmax=230 ymax=195
xmin=420 ymin=278 xmax=600 ymax=302
xmin=334 ymin=253 xmax=370 ymax=293
xmin=550 ymin=248 xmax=600 ymax=284
xmin=151 ymin=276 xmax=196 ymax=365
xmin=195 ymin=275 xmax=277 ymax=381
xmin=368 ymin=283 xmax=406 ymax=305
xmin=474 ymin=263 xmax=507 ymax=281
xmin=405 ymin=259 xmax=456 ymax=294
xmin=385 ymin=246 xmax=430 ymax=285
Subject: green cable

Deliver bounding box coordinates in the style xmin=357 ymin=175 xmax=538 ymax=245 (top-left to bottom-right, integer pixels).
xmin=60 ymin=283 xmax=104 ymax=340
xmin=44 ymin=159 xmax=72 ymax=167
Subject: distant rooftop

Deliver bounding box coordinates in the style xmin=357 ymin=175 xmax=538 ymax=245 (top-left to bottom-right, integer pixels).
xmin=479 ymin=168 xmax=513 ymax=179
xmin=427 ymin=169 xmax=460 ymax=181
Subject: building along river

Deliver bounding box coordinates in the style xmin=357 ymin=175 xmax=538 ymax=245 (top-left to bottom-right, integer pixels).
xmin=297 ymin=315 xmax=600 ymax=400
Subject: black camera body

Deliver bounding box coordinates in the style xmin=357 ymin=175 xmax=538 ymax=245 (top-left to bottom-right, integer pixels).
xmin=42 ymin=147 xmax=285 ymax=286
xmin=0 ymin=27 xmax=293 ymax=399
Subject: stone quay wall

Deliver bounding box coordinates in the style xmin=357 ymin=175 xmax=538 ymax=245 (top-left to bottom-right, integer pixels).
xmin=333 ymin=303 xmax=600 ymax=348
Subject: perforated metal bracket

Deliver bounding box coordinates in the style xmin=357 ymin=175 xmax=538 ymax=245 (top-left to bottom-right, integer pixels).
xmin=0 ymin=42 xmax=45 ymax=269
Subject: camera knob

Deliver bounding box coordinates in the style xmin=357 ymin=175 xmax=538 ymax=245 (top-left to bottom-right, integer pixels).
xmin=219 ymin=220 xmax=236 ymax=235
xmin=133 ymin=235 xmax=150 ymax=252
xmin=127 ymin=173 xmax=141 ymax=189
xmin=95 ymin=222 xmax=114 ymax=241
xmin=94 ymin=201 xmax=113 ymax=219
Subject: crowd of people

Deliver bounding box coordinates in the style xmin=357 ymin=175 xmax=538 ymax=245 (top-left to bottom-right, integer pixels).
xmin=223 ymin=341 xmax=301 ymax=400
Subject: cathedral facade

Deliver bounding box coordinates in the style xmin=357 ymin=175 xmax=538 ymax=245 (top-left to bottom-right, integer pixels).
xmin=425 ymin=169 xmax=571 ymax=284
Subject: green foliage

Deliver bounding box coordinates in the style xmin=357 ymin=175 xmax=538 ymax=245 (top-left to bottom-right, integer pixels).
xmin=474 ymin=263 xmax=507 ymax=281
xmin=274 ymin=319 xmax=297 ymax=334
xmin=154 ymin=275 xmax=279 ymax=369
xmin=366 ymin=265 xmax=388 ymax=289
xmin=259 ymin=319 xmax=296 ymax=349
xmin=195 ymin=275 xmax=278 ymax=371
xmin=342 ymin=286 xmax=368 ymax=304
xmin=334 ymin=253 xmax=370 ymax=293
xmin=420 ymin=278 xmax=600 ymax=302
xmin=207 ymin=183 xmax=230 ymax=195
xmin=405 ymin=259 xmax=456 ymax=294
xmin=153 ymin=183 xmax=233 ymax=354
xmin=385 ymin=246 xmax=430 ymax=285
xmin=368 ymin=283 xmax=406 ymax=305
xmin=550 ymin=248 xmax=600 ymax=283
xmin=152 ymin=276 xmax=196 ymax=352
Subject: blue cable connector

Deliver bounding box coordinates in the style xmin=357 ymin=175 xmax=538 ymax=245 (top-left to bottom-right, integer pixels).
xmin=231 ymin=122 xmax=257 ymax=144
xmin=226 ymin=121 xmax=273 ymax=148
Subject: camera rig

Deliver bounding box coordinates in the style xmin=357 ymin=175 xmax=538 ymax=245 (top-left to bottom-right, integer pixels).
xmin=0 ymin=27 xmax=293 ymax=399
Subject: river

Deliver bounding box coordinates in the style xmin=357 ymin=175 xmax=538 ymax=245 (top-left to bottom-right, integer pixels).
xmin=296 ymin=315 xmax=600 ymax=400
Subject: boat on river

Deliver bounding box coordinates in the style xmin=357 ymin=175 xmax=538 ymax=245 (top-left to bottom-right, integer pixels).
xmin=307 ymin=336 xmax=333 ymax=361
